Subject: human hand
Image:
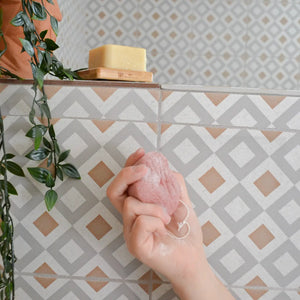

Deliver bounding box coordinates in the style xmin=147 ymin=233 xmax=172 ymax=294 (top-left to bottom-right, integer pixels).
xmin=106 ymin=148 xmax=205 ymax=282
xmin=107 ymin=148 xmax=234 ymax=300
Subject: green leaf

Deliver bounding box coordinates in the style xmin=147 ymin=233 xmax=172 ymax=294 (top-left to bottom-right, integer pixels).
xmin=34 ymin=130 xmax=43 ymax=150
xmin=10 ymin=12 xmax=24 ymax=27
xmin=29 ymin=107 xmax=36 ymax=125
xmin=45 ymin=38 xmax=59 ymax=51
xmin=40 ymin=103 xmax=51 ymax=119
xmin=28 ymin=167 xmax=51 ymax=184
xmin=40 ymin=30 xmax=48 ymax=40
xmin=58 ymin=150 xmax=70 ymax=163
xmin=50 ymin=16 xmax=58 ymax=36
xmin=26 ymin=125 xmax=47 ymax=138
xmin=45 ymin=189 xmax=58 ymax=211
xmin=54 ymin=140 xmax=60 ymax=155
xmin=0 ymin=180 xmax=18 ymax=195
xmin=3 ymin=153 xmax=15 ymax=160
xmin=19 ymin=38 xmax=34 ymax=56
xmin=47 ymin=0 xmax=54 ymax=4
xmin=43 ymin=137 xmax=52 ymax=150
xmin=61 ymin=164 xmax=81 ymax=179
xmin=34 ymin=67 xmax=45 ymax=88
xmin=25 ymin=148 xmax=50 ymax=161
xmin=6 ymin=161 xmax=25 ymax=177
xmin=45 ymin=173 xmax=55 ymax=188
xmin=32 ymin=1 xmax=47 ymax=20
xmin=47 ymin=153 xmax=53 ymax=167
xmin=56 ymin=166 xmax=63 ymax=181
xmin=49 ymin=124 xmax=55 ymax=138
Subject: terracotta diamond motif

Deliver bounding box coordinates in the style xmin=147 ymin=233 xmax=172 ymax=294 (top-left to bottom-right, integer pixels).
xmin=138 ymin=271 xmax=162 ymax=294
xmin=92 ymin=120 xmax=115 ymax=133
xmin=86 ymin=215 xmax=112 ymax=240
xmin=205 ymin=93 xmax=229 ymax=106
xmin=199 ymin=167 xmax=225 ymax=193
xmin=206 ymin=127 xmax=226 ymax=139
xmin=33 ymin=212 xmax=58 ymax=237
xmin=254 ymin=171 xmax=280 ymax=196
xmin=245 ymin=276 xmax=268 ymax=299
xmin=34 ymin=263 xmax=56 ymax=288
xmin=261 ymin=95 xmax=285 ymax=109
xmin=86 ymin=266 xmax=108 ymax=292
xmin=261 ymin=130 xmax=282 ymax=143
xmin=202 ymin=221 xmax=221 ymax=246
xmin=89 ymin=161 xmax=114 ymax=188
xmin=249 ymin=224 xmax=275 ymax=250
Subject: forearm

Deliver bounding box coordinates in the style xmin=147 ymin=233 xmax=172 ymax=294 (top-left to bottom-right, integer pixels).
xmin=170 ymin=255 xmax=234 ymax=300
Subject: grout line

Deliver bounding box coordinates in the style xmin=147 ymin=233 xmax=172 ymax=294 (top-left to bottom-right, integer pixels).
xmin=160 ymin=84 xmax=300 ymax=96
xmin=15 ymin=271 xmax=300 ymax=293
xmin=156 ymin=89 xmax=163 ymax=151
xmin=154 ymin=121 xmax=300 ymax=134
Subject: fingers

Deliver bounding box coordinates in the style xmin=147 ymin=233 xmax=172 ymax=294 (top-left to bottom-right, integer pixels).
xmin=106 ymin=165 xmax=148 ymax=213
xmin=127 ymin=214 xmax=167 ymax=261
xmin=122 ymin=197 xmax=170 ymax=239
xmin=173 ymin=172 xmax=192 ymax=207
xmin=125 ymin=148 xmax=145 ymax=167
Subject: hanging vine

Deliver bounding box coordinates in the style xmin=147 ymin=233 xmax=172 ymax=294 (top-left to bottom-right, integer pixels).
xmin=0 ymin=1 xmax=81 ymax=298
xmin=9 ymin=0 xmax=81 ymax=210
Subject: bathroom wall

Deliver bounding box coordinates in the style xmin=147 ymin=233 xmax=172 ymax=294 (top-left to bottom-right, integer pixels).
xmin=57 ymin=0 xmax=300 ymax=89
xmin=0 ymin=80 xmax=299 ymax=299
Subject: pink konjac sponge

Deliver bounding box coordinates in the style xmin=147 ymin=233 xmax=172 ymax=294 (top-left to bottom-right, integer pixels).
xmin=128 ymin=152 xmax=180 ymax=216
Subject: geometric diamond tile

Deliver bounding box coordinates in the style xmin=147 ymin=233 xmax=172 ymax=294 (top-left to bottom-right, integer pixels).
xmin=92 ymin=120 xmax=115 ymax=133
xmin=249 ymin=224 xmax=275 ymax=250
xmin=261 ymin=95 xmax=285 ymax=109
xmin=245 ymin=276 xmax=268 ymax=299
xmin=202 ymin=221 xmax=221 ymax=246
xmin=86 ymin=215 xmax=112 ymax=240
xmin=220 ymin=249 xmax=245 ymax=274
xmin=206 ymin=127 xmax=227 ymax=139
xmin=229 ymin=141 xmax=255 ymax=168
xmin=86 ymin=266 xmax=108 ymax=292
xmin=59 ymin=239 xmax=84 ymax=264
xmin=231 ymin=109 xmax=257 ymax=127
xmin=254 ymin=171 xmax=280 ymax=197
xmin=173 ymin=138 xmax=199 ymax=164
xmin=112 ymin=243 xmax=135 ymax=268
xmin=273 ymin=252 xmax=298 ymax=277
xmin=199 ymin=167 xmax=225 ymax=193
xmin=88 ymin=161 xmax=115 ymax=188
xmin=138 ymin=270 xmax=161 ymax=294
xmin=33 ymin=212 xmax=59 ymax=237
xmin=62 ymin=133 xmax=88 ymax=158
xmin=34 ymin=263 xmax=56 ymax=288
xmin=279 ymin=200 xmax=300 ymax=225
xmin=284 ymin=145 xmax=300 ymax=172
xmin=205 ymin=93 xmax=229 ymax=106
xmin=61 ymin=187 xmax=86 ymax=213
xmin=261 ymin=130 xmax=282 ymax=142
xmin=14 ymin=236 xmax=32 ymax=260
xmin=224 ymin=196 xmax=250 ymax=222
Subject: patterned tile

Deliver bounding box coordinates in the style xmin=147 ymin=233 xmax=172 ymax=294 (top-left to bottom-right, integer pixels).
xmin=160 ymin=90 xmax=300 ymax=130
xmin=160 ymin=123 xmax=300 ymax=288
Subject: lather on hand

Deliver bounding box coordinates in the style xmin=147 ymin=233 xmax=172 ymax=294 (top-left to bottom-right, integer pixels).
xmin=106 ymin=148 xmax=235 ymax=300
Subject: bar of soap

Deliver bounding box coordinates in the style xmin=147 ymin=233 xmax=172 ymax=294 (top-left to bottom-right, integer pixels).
xmin=88 ymin=44 xmax=146 ymax=71
xmin=128 ymin=152 xmax=180 ymax=216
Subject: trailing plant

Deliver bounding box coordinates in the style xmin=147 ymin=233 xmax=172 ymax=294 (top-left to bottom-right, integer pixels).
xmin=0 ymin=2 xmax=80 ymax=296
xmin=0 ymin=109 xmax=25 ymax=299
xmin=8 ymin=0 xmax=81 ymax=211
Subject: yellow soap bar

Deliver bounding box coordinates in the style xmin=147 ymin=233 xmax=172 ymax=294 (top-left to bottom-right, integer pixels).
xmin=88 ymin=44 xmax=146 ymax=71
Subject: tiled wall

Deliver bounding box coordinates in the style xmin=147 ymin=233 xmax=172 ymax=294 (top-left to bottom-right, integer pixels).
xmin=0 ymin=81 xmax=299 ymax=299
xmin=57 ymin=0 xmax=300 ymax=89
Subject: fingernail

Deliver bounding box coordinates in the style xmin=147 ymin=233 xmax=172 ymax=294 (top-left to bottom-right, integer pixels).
xmin=135 ymin=148 xmax=144 ymax=155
